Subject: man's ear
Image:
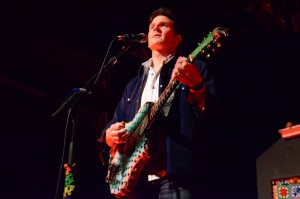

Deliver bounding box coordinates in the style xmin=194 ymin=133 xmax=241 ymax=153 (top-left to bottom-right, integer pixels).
xmin=175 ymin=34 xmax=182 ymax=45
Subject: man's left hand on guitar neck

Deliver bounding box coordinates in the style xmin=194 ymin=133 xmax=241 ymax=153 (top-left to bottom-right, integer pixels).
xmin=171 ymin=56 xmax=206 ymax=111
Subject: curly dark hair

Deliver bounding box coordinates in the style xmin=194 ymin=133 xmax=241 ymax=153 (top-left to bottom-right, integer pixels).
xmin=149 ymin=7 xmax=182 ymax=35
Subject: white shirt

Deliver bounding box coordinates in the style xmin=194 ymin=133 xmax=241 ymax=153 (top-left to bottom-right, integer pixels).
xmin=140 ymin=55 xmax=174 ymax=108
xmin=140 ymin=66 xmax=160 ymax=108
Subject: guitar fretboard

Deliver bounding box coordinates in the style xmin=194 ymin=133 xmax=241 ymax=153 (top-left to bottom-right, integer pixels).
xmin=149 ymin=79 xmax=181 ymax=121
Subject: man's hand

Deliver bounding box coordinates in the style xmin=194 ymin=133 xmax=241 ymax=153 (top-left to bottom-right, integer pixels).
xmin=106 ymin=122 xmax=128 ymax=147
xmin=171 ymin=56 xmax=203 ymax=88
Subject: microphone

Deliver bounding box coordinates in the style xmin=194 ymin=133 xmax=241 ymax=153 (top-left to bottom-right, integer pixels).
xmin=116 ymin=33 xmax=148 ymax=43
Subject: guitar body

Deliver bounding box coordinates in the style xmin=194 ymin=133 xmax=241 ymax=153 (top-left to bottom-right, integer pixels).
xmin=107 ymin=135 xmax=149 ymax=197
xmin=106 ymin=102 xmax=154 ymax=197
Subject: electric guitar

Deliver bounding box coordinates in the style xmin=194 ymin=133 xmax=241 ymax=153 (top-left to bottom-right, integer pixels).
xmin=106 ymin=27 xmax=228 ymax=197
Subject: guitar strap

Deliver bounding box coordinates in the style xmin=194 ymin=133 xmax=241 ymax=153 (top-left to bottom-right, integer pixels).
xmin=149 ymin=66 xmax=176 ymax=118
xmin=161 ymin=90 xmax=176 ymax=117
xmin=158 ymin=56 xmax=179 ymax=117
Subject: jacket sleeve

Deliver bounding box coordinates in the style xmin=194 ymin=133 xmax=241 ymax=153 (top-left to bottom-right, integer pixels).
xmin=97 ymin=77 xmax=139 ymax=165
xmin=191 ymin=60 xmax=219 ymax=121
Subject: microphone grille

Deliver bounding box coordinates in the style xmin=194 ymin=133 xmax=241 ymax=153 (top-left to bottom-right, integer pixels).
xmin=139 ymin=33 xmax=148 ymax=43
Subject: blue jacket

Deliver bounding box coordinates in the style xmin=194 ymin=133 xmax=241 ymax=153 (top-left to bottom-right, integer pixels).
xmin=100 ymin=55 xmax=218 ymax=181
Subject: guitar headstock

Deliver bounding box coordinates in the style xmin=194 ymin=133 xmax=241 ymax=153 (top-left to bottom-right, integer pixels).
xmin=189 ymin=27 xmax=229 ymax=61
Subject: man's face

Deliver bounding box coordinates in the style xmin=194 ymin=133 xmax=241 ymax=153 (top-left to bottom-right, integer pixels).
xmin=148 ymin=15 xmax=181 ymax=53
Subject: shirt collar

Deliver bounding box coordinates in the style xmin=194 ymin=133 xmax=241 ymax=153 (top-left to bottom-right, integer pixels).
xmin=142 ymin=54 xmax=175 ymax=69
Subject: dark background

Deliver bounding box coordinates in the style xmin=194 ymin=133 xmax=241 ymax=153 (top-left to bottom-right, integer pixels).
xmin=1 ymin=0 xmax=300 ymax=198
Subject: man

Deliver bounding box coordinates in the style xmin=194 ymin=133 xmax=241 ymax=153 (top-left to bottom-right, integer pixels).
xmin=99 ymin=7 xmax=219 ymax=199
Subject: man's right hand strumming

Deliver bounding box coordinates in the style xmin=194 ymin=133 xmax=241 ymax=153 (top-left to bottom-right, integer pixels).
xmin=106 ymin=122 xmax=128 ymax=147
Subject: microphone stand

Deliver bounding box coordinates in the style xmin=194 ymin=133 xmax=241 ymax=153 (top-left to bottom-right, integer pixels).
xmin=52 ymin=42 xmax=132 ymax=199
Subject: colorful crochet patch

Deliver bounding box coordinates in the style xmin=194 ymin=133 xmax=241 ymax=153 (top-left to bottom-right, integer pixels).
xmin=272 ymin=176 xmax=300 ymax=199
